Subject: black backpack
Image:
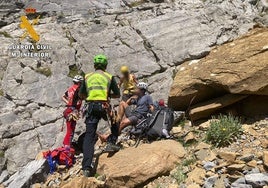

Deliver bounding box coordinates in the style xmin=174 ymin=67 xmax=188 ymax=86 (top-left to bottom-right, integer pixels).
xmin=146 ymin=107 xmax=174 ymax=139
xmin=130 ymin=107 xmax=174 ymax=140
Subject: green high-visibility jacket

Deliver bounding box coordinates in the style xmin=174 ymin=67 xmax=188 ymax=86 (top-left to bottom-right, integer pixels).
xmin=85 ymin=71 xmax=112 ymax=101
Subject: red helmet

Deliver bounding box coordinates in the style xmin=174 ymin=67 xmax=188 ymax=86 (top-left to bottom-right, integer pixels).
xmin=158 ymin=99 xmax=165 ymax=106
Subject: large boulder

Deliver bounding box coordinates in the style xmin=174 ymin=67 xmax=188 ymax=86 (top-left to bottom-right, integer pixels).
xmin=169 ymin=28 xmax=268 ymax=119
xmin=97 ymin=140 xmax=186 ymax=188
xmin=3 ymin=159 xmax=49 ymax=188
xmin=189 ymin=94 xmax=248 ymax=121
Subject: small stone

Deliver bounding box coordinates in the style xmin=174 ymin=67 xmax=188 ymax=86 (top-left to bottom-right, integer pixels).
xmin=256 ymin=152 xmax=263 ymax=159
xmin=227 ymin=164 xmax=246 ymax=172
xmin=252 ymin=140 xmax=261 ymax=146
xmin=203 ymin=176 xmax=218 ymax=188
xmin=262 ymin=151 xmax=268 ymax=168
xmin=63 ymin=173 xmax=70 ymax=181
xmin=168 ymin=184 xmax=179 ymax=188
xmin=206 ymin=171 xmax=217 ymax=177
xmin=215 ymin=162 xmax=229 ymax=171
xmin=199 ymin=121 xmax=211 ymax=130
xmin=127 ymin=139 xmax=136 ymax=146
xmin=47 ymin=180 xmax=55 ymax=187
xmin=35 ymin=151 xmax=45 ymax=160
xmin=260 ymin=139 xmax=268 ymax=148
xmin=53 ymin=177 xmax=61 ymax=185
xmin=195 ymin=142 xmax=211 ymax=151
xmin=231 ymin=178 xmax=253 ymax=188
xmin=247 ymin=128 xmax=259 ymax=136
xmin=187 ymin=183 xmax=201 ymax=188
xmin=256 ymin=160 xmax=263 ymax=165
xmin=203 ymin=161 xmax=216 ymax=171
xmin=217 ymin=151 xmax=237 ymax=162
xmin=0 ymin=171 xmax=9 ymax=184
xmin=247 ymin=167 xmax=260 ymax=174
xmin=241 ymin=135 xmax=247 ymax=140
xmin=228 ymin=171 xmax=244 ymax=182
xmin=245 ymin=173 xmax=268 ymax=187
xmin=195 ymin=149 xmax=210 ymax=161
xmin=31 ymin=183 xmax=42 ymax=188
xmin=182 ymin=166 xmax=190 ymax=174
xmin=57 ymin=165 xmax=67 ymax=170
xmin=247 ymin=160 xmax=258 ymax=168
xmin=214 ymin=175 xmax=228 ymax=188
xmin=96 ymin=174 xmax=106 ymax=182
xmin=258 ymin=165 xmax=266 ymax=173
xmin=186 ymin=167 xmax=206 ymax=185
xmin=184 ymin=132 xmax=196 ymax=143
xmin=232 ymin=177 xmax=246 ymax=185
xmin=171 ymin=126 xmax=183 ymax=135
xmin=236 ymin=160 xmax=246 ymax=164
xmin=231 ymin=183 xmax=253 ymax=188
xmin=205 ymin=152 xmax=217 ymax=162
xmin=239 ymin=154 xmax=255 ymax=162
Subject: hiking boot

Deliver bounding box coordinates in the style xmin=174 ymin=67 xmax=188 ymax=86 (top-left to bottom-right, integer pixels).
xmin=83 ymin=168 xmax=93 ymax=177
xmin=104 ymin=143 xmax=120 ymax=153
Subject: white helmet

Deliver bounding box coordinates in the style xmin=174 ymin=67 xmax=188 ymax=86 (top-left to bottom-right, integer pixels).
xmin=73 ymin=75 xmax=83 ymax=83
xmin=137 ymin=82 xmax=148 ymax=90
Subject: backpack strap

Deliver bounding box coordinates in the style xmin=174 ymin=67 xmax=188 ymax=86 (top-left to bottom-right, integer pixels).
xmin=163 ymin=110 xmax=167 ymax=129
xmin=147 ymin=109 xmax=162 ymax=130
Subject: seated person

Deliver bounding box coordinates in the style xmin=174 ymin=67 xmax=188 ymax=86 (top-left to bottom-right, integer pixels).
xmin=118 ymin=82 xmax=154 ymax=134
xmin=99 ymin=82 xmax=154 ymax=142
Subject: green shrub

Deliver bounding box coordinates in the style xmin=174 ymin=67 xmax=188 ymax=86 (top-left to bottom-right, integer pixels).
xmin=65 ymin=30 xmax=76 ymax=47
xmin=0 ymin=150 xmax=5 ymax=158
xmin=0 ymin=89 xmax=3 ymax=96
xmin=171 ymin=166 xmax=186 ymax=184
xmin=94 ymin=173 xmax=100 ymax=178
xmin=130 ymin=0 xmax=147 ymax=7
xmin=171 ymin=157 xmax=196 ymax=184
xmin=205 ymin=114 xmax=243 ymax=147
xmin=67 ymin=64 xmax=85 ymax=78
xmin=182 ymin=155 xmax=196 ymax=167
xmin=35 ymin=67 xmax=52 ymax=77
xmin=0 ymin=31 xmax=12 ymax=38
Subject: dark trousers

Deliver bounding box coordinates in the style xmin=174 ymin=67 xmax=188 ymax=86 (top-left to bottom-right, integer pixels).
xmin=82 ymin=115 xmax=100 ymax=170
xmin=82 ymin=112 xmax=119 ymax=170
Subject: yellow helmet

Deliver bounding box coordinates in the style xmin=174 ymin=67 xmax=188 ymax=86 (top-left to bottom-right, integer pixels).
xmin=120 ymin=66 xmax=129 ymax=73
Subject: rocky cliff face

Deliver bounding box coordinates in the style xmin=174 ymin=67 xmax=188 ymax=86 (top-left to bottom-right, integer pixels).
xmin=169 ymin=28 xmax=268 ymax=120
xmin=0 ymin=0 xmax=267 ymax=177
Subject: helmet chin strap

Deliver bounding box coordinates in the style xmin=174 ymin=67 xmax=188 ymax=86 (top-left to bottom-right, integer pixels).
xmin=94 ymin=65 xmax=107 ymax=71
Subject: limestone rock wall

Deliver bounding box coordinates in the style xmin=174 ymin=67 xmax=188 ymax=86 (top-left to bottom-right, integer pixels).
xmin=0 ymin=0 xmax=267 ymax=175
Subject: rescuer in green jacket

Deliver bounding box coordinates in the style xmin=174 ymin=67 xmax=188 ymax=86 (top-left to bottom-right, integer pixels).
xmin=79 ymin=54 xmax=120 ymax=177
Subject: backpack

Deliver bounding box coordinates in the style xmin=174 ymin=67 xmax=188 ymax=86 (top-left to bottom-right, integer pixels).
xmin=146 ymin=107 xmax=174 ymax=139
xmin=43 ymin=147 xmax=75 ymax=173
xmin=130 ymin=107 xmax=174 ymax=140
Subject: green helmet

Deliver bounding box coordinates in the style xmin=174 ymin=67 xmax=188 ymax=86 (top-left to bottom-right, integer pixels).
xmin=93 ymin=54 xmax=108 ymax=67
